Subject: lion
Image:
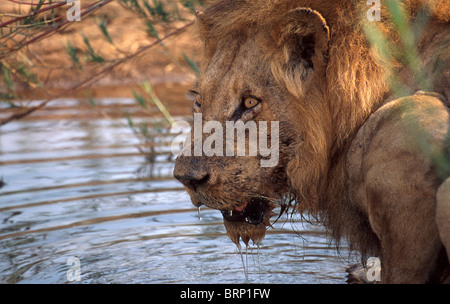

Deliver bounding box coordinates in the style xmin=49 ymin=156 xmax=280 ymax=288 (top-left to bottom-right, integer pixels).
xmin=173 ymin=0 xmax=450 ymax=283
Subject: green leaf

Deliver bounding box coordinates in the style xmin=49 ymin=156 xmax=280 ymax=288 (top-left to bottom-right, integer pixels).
xmin=142 ymin=82 xmax=175 ymax=126
xmin=181 ymin=0 xmax=204 ymax=14
xmin=82 ymin=33 xmax=105 ymax=63
xmin=1 ymin=65 xmax=14 ymax=91
xmin=126 ymin=111 xmax=134 ymax=128
xmin=0 ymin=93 xmax=16 ymax=102
xmin=96 ymin=16 xmax=113 ymax=44
xmin=152 ymin=0 xmax=170 ymax=22
xmin=139 ymin=122 xmax=149 ymax=138
xmin=66 ymin=40 xmax=81 ymax=69
xmin=145 ymin=21 xmax=159 ymax=40
xmin=132 ymin=90 xmax=147 ymax=109
xmin=82 ymin=34 xmax=94 ymax=53
xmin=143 ymin=0 xmax=155 ymax=17
xmin=182 ymin=52 xmax=200 ymax=78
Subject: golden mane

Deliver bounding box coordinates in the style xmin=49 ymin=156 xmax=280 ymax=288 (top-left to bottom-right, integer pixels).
xmin=195 ymin=0 xmax=449 ymax=256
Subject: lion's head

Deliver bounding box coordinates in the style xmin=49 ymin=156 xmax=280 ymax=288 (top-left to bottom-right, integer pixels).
xmin=174 ymin=0 xmax=389 ymax=248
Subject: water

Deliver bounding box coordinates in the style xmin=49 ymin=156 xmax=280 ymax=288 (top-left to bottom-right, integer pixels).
xmin=0 ymin=93 xmax=353 ymax=284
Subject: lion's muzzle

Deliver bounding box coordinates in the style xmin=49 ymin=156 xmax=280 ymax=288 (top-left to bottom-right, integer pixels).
xmin=174 ymin=154 xmax=278 ymax=246
xmin=173 ymin=155 xmax=210 ymax=192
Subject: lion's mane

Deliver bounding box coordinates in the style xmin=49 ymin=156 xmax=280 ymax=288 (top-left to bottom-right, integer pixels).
xmin=196 ymin=0 xmax=449 ymax=258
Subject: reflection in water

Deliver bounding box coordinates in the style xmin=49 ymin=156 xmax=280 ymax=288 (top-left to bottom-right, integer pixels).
xmin=0 ymin=97 xmax=354 ymax=284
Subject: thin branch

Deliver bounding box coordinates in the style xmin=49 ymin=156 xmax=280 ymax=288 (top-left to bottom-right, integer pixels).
xmin=2 ymin=15 xmax=66 ymax=27
xmin=0 ymin=1 xmax=67 ymax=28
xmin=8 ymin=0 xmax=56 ymax=5
xmin=0 ymin=19 xmax=195 ymax=126
xmin=77 ymin=19 xmax=195 ymax=88
xmin=0 ymin=0 xmax=112 ymax=60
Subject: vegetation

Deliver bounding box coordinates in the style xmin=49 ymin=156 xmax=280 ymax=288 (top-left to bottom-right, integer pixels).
xmin=362 ymin=0 xmax=449 ymax=178
xmin=0 ymin=0 xmax=202 ymax=126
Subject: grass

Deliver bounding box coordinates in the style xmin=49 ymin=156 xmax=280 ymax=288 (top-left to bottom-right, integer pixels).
xmin=0 ymin=0 xmax=202 ymax=125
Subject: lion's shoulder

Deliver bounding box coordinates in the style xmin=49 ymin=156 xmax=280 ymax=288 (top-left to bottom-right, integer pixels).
xmin=347 ymin=93 xmax=449 ymax=214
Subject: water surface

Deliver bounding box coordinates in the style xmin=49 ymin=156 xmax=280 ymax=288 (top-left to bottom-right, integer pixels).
xmin=0 ymin=93 xmax=354 ymax=283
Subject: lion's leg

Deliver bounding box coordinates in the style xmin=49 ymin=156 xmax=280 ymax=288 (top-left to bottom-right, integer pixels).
xmin=348 ymin=94 xmax=450 ymax=283
xmin=366 ymin=158 xmax=447 ymax=283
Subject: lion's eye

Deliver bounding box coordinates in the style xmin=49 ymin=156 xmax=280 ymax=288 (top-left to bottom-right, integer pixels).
xmin=231 ymin=95 xmax=262 ymax=121
xmin=194 ymin=94 xmax=202 ymax=108
xmin=190 ymin=90 xmax=202 ymax=111
xmin=244 ymin=97 xmax=259 ymax=109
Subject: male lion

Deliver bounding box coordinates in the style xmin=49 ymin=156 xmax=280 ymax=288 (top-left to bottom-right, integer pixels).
xmin=173 ymin=0 xmax=450 ymax=283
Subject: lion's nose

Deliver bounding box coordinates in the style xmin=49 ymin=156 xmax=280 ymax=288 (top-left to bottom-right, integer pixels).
xmin=173 ymin=156 xmax=210 ymax=191
xmin=175 ymin=171 xmax=210 ymax=191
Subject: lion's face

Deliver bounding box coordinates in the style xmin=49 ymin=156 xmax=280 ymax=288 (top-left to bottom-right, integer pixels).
xmin=174 ymin=35 xmax=300 ymax=245
xmin=174 ymin=5 xmax=331 ymax=246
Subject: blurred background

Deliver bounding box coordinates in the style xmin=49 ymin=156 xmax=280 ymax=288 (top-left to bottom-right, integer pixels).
xmin=0 ymin=0 xmax=360 ymax=284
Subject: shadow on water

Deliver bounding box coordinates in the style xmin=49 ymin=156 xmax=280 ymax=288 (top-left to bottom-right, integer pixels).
xmin=0 ymin=87 xmax=354 ymax=284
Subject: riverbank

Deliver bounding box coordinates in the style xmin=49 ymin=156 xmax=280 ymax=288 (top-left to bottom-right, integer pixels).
xmin=1 ymin=1 xmax=199 ymax=100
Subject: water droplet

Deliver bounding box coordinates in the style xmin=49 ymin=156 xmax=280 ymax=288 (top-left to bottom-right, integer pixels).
xmin=238 ymin=244 xmax=249 ymax=283
xmin=197 ymin=206 xmax=202 ymax=221
xmin=256 ymin=244 xmax=262 ymax=283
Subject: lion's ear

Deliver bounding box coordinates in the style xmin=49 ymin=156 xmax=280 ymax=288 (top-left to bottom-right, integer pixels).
xmin=196 ymin=11 xmax=210 ymax=40
xmin=271 ymin=8 xmax=329 ymax=98
xmin=195 ymin=10 xmax=217 ymax=61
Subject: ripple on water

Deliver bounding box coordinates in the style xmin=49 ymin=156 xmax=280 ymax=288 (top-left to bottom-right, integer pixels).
xmin=0 ymin=97 xmax=353 ymax=284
